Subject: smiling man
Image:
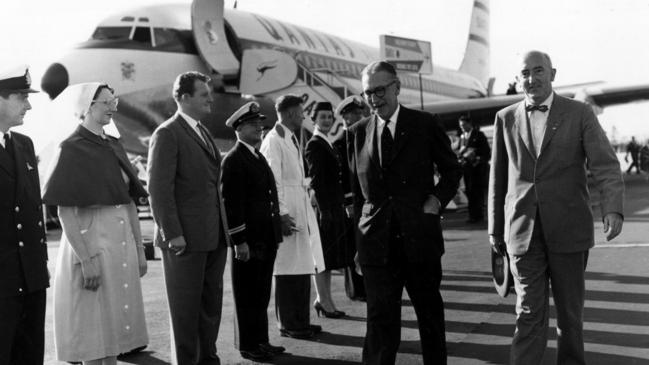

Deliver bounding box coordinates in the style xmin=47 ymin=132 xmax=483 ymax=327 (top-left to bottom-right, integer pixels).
xmin=221 ymin=102 xmax=284 ymax=362
xmin=0 ymin=65 xmax=49 ymax=365
xmin=488 ymin=51 xmax=624 ymax=365
xmin=348 ymin=61 xmax=462 ymax=365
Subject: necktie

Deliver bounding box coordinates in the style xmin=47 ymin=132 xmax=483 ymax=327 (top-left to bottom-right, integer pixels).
xmin=3 ymin=134 xmax=14 ymax=159
xmin=525 ymin=104 xmax=548 ymax=112
xmin=381 ymin=119 xmax=393 ymax=167
xmin=197 ymin=123 xmax=215 ymax=157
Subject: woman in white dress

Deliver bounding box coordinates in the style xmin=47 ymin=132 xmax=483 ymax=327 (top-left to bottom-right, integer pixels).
xmin=43 ymin=83 xmax=148 ymax=365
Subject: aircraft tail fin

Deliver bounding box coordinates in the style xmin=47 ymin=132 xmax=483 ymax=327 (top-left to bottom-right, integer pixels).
xmin=458 ymin=0 xmax=490 ymax=88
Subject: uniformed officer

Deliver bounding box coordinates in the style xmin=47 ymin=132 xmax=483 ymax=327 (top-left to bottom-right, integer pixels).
xmin=221 ymin=102 xmax=285 ymax=361
xmin=333 ymin=95 xmax=367 ymax=301
xmin=0 ymin=65 xmax=49 ymax=365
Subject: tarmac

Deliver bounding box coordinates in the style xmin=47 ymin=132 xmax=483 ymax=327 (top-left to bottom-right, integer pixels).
xmin=42 ymin=173 xmax=649 ymax=364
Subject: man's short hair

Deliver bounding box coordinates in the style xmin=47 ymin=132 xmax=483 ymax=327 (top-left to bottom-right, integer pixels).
xmin=275 ymin=94 xmax=303 ymax=113
xmin=173 ymin=71 xmax=210 ymax=102
xmin=361 ymin=61 xmax=398 ymax=78
xmin=459 ymin=115 xmax=472 ymax=123
xmin=0 ymin=90 xmax=14 ymax=99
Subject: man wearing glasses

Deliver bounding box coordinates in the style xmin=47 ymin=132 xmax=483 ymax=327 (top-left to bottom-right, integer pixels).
xmin=348 ymin=61 xmax=461 ymax=364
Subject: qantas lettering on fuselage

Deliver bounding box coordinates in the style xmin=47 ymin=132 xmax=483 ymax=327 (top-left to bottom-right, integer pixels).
xmin=252 ymin=14 xmax=359 ymax=60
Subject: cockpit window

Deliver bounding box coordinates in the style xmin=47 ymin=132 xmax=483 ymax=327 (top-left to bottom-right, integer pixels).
xmin=132 ymin=27 xmax=152 ymax=44
xmin=84 ymin=26 xmax=197 ymax=55
xmin=154 ymin=28 xmax=198 ymax=54
xmin=91 ymin=26 xmax=131 ymax=41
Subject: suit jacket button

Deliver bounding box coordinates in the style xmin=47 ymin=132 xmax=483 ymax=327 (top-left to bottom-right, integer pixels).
xmin=19 ymin=241 xmax=24 ymax=247
xmin=16 ymin=224 xmax=22 ymax=230
xmin=14 ymin=206 xmax=19 ymax=212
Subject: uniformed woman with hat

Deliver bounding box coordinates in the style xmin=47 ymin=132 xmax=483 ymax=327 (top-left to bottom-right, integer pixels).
xmin=305 ymin=101 xmax=354 ymax=318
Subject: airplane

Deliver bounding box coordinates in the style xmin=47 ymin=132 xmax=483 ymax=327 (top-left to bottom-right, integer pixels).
xmin=39 ymin=0 xmax=649 ymax=159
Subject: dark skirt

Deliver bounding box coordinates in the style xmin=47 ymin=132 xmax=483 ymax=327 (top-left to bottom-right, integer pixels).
xmin=317 ymin=206 xmax=354 ymax=270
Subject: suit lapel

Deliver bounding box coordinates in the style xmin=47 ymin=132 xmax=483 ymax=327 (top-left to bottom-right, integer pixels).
xmin=314 ymin=134 xmax=336 ymax=158
xmin=177 ymin=114 xmax=216 ymax=160
xmin=538 ymin=95 xmax=565 ymax=157
xmin=0 ymin=147 xmax=13 ymax=177
xmin=11 ymin=136 xmax=29 ymax=200
xmin=515 ymin=102 xmax=536 ymax=159
xmin=389 ymin=106 xmax=410 ymax=164
xmin=364 ymin=115 xmax=380 ymax=168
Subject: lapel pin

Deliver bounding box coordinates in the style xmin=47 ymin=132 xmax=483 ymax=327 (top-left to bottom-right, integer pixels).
xmin=27 ymin=163 xmax=34 ymax=171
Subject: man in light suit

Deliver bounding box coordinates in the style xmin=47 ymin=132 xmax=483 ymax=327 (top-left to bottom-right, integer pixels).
xmin=0 ymin=65 xmax=49 ymax=365
xmin=488 ymin=51 xmax=624 ymax=365
xmin=349 ymin=61 xmax=462 ymax=365
xmin=147 ymin=71 xmax=229 ymax=365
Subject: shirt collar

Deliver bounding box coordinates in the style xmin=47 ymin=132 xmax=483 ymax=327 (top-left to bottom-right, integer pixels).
xmin=313 ymin=128 xmax=332 ymax=146
xmin=178 ymin=110 xmax=200 ymax=129
xmin=379 ymin=104 xmax=401 ymax=126
xmin=525 ymin=92 xmax=554 ymax=112
xmin=0 ymin=130 xmax=7 ymax=140
xmin=277 ymin=122 xmax=296 ymax=140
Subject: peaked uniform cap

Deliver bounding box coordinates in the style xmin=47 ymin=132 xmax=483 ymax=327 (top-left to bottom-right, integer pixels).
xmin=226 ymin=101 xmax=266 ymax=128
xmin=0 ymin=64 xmax=38 ymax=93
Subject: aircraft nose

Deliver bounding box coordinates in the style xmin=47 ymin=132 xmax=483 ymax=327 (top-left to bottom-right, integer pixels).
xmin=41 ymin=63 xmax=69 ymax=99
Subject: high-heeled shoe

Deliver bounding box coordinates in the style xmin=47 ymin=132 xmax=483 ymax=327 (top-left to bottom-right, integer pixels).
xmin=313 ymin=301 xmax=346 ymax=318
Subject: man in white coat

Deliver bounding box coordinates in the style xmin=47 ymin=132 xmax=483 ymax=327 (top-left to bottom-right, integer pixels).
xmin=260 ymin=94 xmax=325 ymax=339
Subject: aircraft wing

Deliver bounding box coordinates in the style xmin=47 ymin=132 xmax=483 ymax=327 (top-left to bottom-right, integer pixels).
xmin=574 ymin=83 xmax=649 ymax=108
xmin=417 ymin=83 xmax=649 ymax=131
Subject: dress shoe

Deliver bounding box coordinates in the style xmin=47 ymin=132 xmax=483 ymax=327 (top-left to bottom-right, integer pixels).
xmin=309 ymin=324 xmax=322 ymax=334
xmin=280 ymin=328 xmax=314 ymax=339
xmin=259 ymin=342 xmax=285 ymax=354
xmin=313 ymin=301 xmax=346 ymax=318
xmin=240 ymin=349 xmax=272 ymax=361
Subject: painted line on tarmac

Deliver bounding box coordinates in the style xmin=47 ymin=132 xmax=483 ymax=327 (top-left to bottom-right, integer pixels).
xmin=594 ymin=243 xmax=649 ymax=248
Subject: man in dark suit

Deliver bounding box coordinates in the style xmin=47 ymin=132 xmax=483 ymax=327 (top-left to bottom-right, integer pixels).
xmin=0 ymin=65 xmax=49 ymax=365
xmin=488 ymin=51 xmax=624 ymax=365
xmin=349 ymin=61 xmax=462 ymax=365
xmin=221 ymin=102 xmax=284 ymax=362
xmin=457 ymin=115 xmax=491 ymax=223
xmin=147 ymin=71 xmax=229 ymax=365
xmin=333 ymin=96 xmax=367 ymax=301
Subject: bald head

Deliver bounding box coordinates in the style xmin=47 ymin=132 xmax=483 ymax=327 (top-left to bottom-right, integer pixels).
xmin=522 ymin=51 xmax=553 ymax=69
xmin=516 ymin=50 xmax=556 ymax=105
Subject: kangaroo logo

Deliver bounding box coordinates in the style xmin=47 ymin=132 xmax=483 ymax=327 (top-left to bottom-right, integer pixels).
xmin=256 ymin=60 xmax=278 ymax=81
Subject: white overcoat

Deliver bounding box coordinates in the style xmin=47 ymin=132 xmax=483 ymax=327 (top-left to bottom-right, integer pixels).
xmin=260 ymin=123 xmax=326 ymax=275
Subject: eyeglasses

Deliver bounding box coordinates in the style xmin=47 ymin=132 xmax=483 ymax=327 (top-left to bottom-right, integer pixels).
xmin=361 ymin=80 xmax=397 ymax=99
xmin=92 ymin=97 xmax=119 ymax=107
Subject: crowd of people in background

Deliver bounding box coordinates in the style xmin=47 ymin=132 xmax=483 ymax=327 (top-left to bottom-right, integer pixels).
xmin=0 ymin=49 xmax=625 ymax=365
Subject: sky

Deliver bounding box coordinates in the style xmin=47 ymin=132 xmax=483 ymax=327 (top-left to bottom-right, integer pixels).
xmin=1 ymin=0 xmax=649 ymax=148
